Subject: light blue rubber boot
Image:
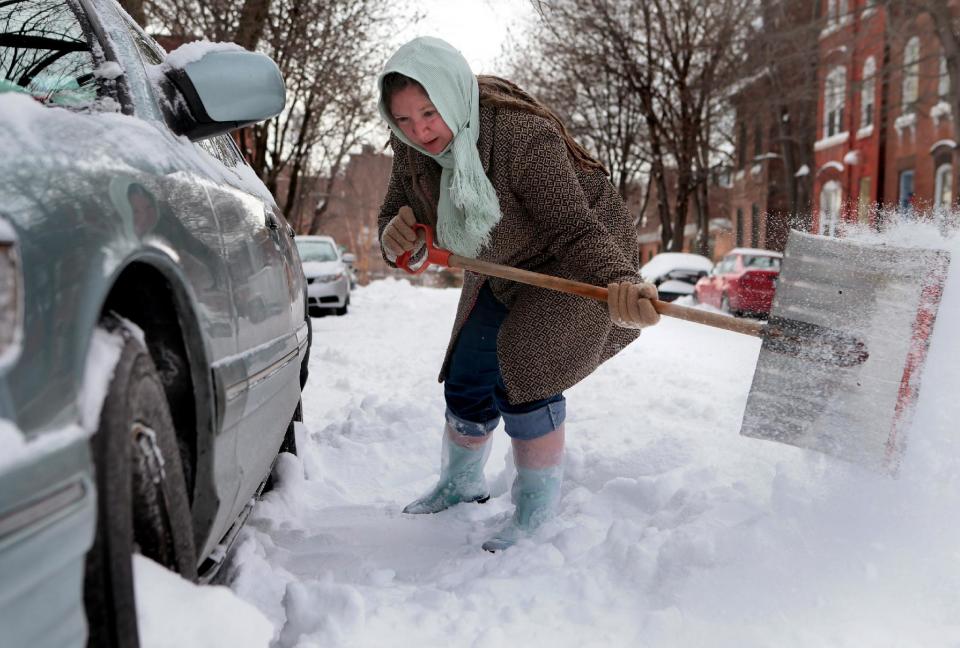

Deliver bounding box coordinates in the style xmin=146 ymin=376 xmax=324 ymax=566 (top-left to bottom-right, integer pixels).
xmin=403 ymin=431 xmax=492 ymax=514
xmin=481 ymin=463 xmax=563 ymax=552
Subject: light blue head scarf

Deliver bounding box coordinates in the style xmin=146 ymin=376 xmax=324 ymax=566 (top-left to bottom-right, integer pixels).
xmin=377 ymin=37 xmax=502 ymax=258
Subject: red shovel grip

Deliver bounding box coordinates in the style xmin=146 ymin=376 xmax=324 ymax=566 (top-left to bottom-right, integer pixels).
xmin=396 ymin=223 xmax=452 ymax=274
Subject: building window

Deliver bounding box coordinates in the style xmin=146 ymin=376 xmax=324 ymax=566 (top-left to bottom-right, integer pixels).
xmin=754 ymin=121 xmax=763 ymax=157
xmin=902 ymin=36 xmax=920 ymax=113
xmin=819 ymin=180 xmax=842 ymax=236
xmin=824 ymin=66 xmax=847 ymax=137
xmin=738 ymin=122 xmax=747 ymax=168
xmin=935 ymin=163 xmax=953 ymax=210
xmin=899 ymin=169 xmax=915 ymax=216
xmin=939 ymin=54 xmax=951 ymax=100
xmin=827 ymin=0 xmax=848 ymax=25
xmin=861 ymin=57 xmax=876 ymax=128
xmin=858 ymin=177 xmax=872 ymax=225
xmin=751 ymin=204 xmax=760 ymax=247
xmin=735 ymin=207 xmax=744 ymax=246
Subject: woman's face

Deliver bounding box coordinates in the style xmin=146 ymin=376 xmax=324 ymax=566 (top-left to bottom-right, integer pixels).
xmin=388 ymin=84 xmax=453 ymax=155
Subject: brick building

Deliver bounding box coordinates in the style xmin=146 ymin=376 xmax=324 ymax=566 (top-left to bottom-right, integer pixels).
xmin=813 ymin=0 xmax=958 ymax=235
xmin=727 ymin=2 xmax=820 ymax=255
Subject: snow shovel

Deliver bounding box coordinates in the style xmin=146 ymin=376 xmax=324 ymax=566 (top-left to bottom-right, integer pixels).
xmin=398 ymin=224 xmax=950 ymax=472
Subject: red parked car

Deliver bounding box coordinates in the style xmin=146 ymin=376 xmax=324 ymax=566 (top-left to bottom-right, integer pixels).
xmin=693 ymin=248 xmax=783 ymax=316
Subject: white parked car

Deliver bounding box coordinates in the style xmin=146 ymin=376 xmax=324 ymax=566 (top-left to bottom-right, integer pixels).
xmin=296 ymin=235 xmax=354 ymax=316
xmin=640 ymin=252 xmax=714 ymax=302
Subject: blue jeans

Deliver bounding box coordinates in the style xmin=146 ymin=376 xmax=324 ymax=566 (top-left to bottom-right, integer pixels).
xmin=444 ymin=283 xmax=566 ymax=440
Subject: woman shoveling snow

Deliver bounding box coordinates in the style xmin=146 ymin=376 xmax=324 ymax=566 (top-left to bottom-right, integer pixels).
xmin=376 ymin=37 xmax=659 ymax=551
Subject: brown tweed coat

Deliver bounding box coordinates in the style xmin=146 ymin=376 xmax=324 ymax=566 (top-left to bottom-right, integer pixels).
xmin=378 ymin=104 xmax=642 ymax=404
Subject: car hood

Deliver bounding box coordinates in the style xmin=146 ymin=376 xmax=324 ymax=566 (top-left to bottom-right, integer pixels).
xmin=302 ymin=261 xmax=344 ymax=277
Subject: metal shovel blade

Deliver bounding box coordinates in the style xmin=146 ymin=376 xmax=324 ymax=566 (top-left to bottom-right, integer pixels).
xmin=739 ymin=231 xmax=950 ymax=473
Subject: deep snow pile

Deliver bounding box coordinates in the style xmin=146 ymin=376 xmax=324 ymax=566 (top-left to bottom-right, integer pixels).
xmin=221 ymin=229 xmax=959 ymax=648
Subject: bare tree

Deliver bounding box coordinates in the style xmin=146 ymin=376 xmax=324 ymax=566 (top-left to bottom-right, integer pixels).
xmin=521 ymin=0 xmax=757 ymax=252
xmin=511 ymin=13 xmax=649 ymax=201
xmin=146 ymin=0 xmax=399 ymax=229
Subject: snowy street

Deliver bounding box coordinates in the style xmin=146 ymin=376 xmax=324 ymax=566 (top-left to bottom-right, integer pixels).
xmin=147 ymin=226 xmax=960 ymax=648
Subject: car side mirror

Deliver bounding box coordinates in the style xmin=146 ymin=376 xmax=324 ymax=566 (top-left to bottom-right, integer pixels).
xmin=342 ymin=253 xmax=356 ymax=266
xmin=158 ymin=45 xmax=286 ymax=141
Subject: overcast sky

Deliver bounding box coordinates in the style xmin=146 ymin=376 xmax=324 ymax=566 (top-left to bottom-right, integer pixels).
xmin=393 ymin=0 xmax=536 ymax=76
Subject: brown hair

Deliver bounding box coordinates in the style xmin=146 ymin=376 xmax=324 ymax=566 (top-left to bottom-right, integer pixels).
xmin=477 ymin=75 xmax=607 ymax=175
xmin=381 ymin=72 xmax=425 ymax=110
xmin=380 ymin=72 xmax=606 ymax=175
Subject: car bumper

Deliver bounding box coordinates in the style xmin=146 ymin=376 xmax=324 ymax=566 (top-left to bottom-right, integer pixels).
xmin=306 ymin=277 xmax=349 ymax=309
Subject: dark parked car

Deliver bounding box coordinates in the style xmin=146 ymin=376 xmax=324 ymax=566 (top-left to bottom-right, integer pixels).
xmin=0 ymin=1 xmax=309 ymax=646
xmin=640 ymin=252 xmax=714 ymax=302
xmin=693 ymin=248 xmax=783 ymax=316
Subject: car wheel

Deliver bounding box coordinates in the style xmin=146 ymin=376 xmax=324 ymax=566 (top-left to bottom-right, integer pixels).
xmin=336 ymin=295 xmax=349 ymax=316
xmin=720 ymin=293 xmax=732 ymax=315
xmin=84 ymin=322 xmax=197 ymax=648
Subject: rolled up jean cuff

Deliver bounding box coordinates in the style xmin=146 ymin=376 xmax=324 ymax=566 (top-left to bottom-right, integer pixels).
xmin=445 ymin=408 xmax=499 ymax=438
xmin=502 ymin=399 xmax=566 ymax=441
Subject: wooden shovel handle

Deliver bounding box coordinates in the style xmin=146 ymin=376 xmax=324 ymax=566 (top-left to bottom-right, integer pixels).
xmin=450 ymin=254 xmax=765 ymax=338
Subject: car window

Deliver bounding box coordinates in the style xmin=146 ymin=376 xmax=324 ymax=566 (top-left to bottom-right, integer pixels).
xmin=0 ymin=0 xmax=102 ymax=107
xmin=196 ymin=135 xmax=246 ymax=168
xmin=743 ymin=255 xmax=781 ymax=270
xmin=297 ymin=241 xmax=338 ymax=262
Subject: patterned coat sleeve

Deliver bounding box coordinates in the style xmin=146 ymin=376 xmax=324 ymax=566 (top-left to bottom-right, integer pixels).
xmin=377 ymin=143 xmax=408 ymax=266
xmin=508 ymin=118 xmax=639 ymax=286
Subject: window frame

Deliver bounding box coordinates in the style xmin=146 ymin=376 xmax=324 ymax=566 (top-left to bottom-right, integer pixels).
xmin=819 ymin=180 xmax=842 ymax=237
xmin=824 ymin=66 xmax=847 ymax=138
xmin=934 ymin=163 xmax=953 ymax=210
xmin=861 ymin=57 xmax=876 ymax=128
xmin=939 ymin=54 xmax=951 ymax=100
xmin=902 ymin=36 xmax=920 ymax=113
xmin=899 ymin=169 xmax=916 ymax=216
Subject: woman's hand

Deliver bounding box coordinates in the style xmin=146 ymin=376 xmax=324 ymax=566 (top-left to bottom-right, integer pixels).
xmin=382 ymin=206 xmax=419 ymax=258
xmin=607 ymin=281 xmax=660 ymax=329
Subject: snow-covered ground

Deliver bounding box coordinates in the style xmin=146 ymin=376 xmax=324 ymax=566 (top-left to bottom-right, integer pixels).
xmin=190 ymin=228 xmax=955 ymax=647
xmin=137 ymin=224 xmax=960 ymax=648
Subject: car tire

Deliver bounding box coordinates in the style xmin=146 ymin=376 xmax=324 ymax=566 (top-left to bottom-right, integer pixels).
xmin=84 ymin=322 xmax=197 ymax=648
xmin=263 ymin=399 xmax=302 ymax=494
xmin=720 ymin=293 xmax=732 ymax=315
xmin=278 ymin=399 xmax=301 ymax=457
xmin=336 ymin=295 xmax=349 ymax=316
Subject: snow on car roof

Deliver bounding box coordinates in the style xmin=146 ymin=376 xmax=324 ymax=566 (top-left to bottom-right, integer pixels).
xmin=728 ymin=247 xmax=783 ymax=258
xmin=640 ymin=252 xmax=713 ymax=280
